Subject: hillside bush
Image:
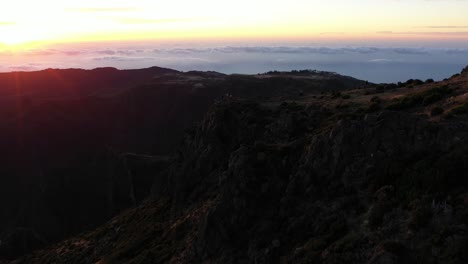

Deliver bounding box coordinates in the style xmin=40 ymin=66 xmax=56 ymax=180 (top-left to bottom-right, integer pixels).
xmin=387 ymin=86 xmax=452 ymax=110
xmin=430 ymin=107 xmax=444 ymax=116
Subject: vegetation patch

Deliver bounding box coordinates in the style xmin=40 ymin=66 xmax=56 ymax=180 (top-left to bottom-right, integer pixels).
xmin=370 ymin=96 xmax=382 ymax=103
xmin=408 ymin=206 xmax=432 ymax=231
xmin=445 ymin=103 xmax=468 ymax=118
xmin=431 ymin=107 xmax=444 ymax=116
xmin=386 ymin=85 xmax=452 ymax=110
xmin=398 ymin=79 xmax=424 ymax=88
xmin=367 ymin=102 xmax=381 ymax=113
xmin=462 ymin=66 xmax=468 ymax=74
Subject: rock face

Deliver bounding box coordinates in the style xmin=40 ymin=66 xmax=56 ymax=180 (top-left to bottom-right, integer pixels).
xmin=159 ymin=100 xmax=468 ymax=264
xmin=14 ymin=95 xmax=468 ymax=263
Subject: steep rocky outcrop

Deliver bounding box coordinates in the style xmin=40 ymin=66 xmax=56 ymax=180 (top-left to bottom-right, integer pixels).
xmin=158 ymin=100 xmax=468 ymax=264
xmin=13 ymin=79 xmax=468 ymax=263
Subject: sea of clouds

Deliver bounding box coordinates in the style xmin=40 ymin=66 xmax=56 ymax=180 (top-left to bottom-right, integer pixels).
xmin=1 ymin=45 xmax=468 ymax=83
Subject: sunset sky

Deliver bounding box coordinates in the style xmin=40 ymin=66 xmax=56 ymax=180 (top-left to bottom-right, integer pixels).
xmin=1 ymin=0 xmax=468 ymax=46
xmin=1 ymin=0 xmax=467 ymax=82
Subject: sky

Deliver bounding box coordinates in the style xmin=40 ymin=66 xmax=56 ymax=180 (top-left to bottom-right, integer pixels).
xmin=0 ymin=0 xmax=467 ymax=82
xmin=1 ymin=0 xmax=468 ymax=45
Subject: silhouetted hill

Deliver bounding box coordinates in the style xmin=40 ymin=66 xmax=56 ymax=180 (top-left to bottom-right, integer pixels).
xmin=0 ymin=67 xmax=177 ymax=98
xmin=0 ymin=67 xmax=366 ymax=260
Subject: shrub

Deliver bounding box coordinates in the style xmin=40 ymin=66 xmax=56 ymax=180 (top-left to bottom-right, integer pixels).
xmin=336 ymin=103 xmax=350 ymax=109
xmin=446 ymin=103 xmax=468 ymax=117
xmin=408 ymin=206 xmax=432 ymax=230
xmin=425 ymin=79 xmax=434 ymax=83
xmin=386 ymin=95 xmax=423 ymax=110
xmin=304 ymin=238 xmax=328 ymax=251
xmin=367 ymin=204 xmax=385 ymax=227
xmin=367 ymin=102 xmax=381 ymax=113
xmin=462 ymin=66 xmax=468 ymax=74
xmin=354 ymin=106 xmax=367 ymax=114
xmin=386 ymin=85 xmax=452 ymax=110
xmin=329 ymin=232 xmax=361 ymax=253
xmin=331 ymin=91 xmax=342 ymax=99
xmin=370 ymin=96 xmax=382 ymax=103
xmin=365 ymin=96 xmax=382 ymax=113
xmin=423 ymin=93 xmax=443 ymax=106
xmin=404 ymin=79 xmax=424 ymax=86
xmin=431 ymin=107 xmax=444 ymax=116
xmin=375 ymin=85 xmax=385 ymax=93
xmin=341 ymin=94 xmax=351 ymax=99
xmin=376 ymin=240 xmax=411 ymax=260
xmin=385 ymin=83 xmax=398 ymax=90
xmin=280 ymin=101 xmax=304 ymax=112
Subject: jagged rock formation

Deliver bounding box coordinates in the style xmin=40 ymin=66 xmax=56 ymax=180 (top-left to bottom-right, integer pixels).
xmin=7 ymin=67 xmax=468 ymax=264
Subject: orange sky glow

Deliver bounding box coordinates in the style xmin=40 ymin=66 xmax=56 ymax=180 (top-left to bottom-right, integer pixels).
xmin=0 ymin=0 xmax=467 ymax=49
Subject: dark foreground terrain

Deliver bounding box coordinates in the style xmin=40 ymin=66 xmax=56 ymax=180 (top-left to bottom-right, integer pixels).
xmin=0 ymin=67 xmax=365 ymax=261
xmin=1 ymin=66 xmax=468 ymax=263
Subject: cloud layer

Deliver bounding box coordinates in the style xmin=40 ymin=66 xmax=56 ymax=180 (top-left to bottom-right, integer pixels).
xmin=1 ymin=45 xmax=467 ymax=83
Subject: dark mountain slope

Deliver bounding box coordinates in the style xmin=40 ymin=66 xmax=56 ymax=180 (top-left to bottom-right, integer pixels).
xmin=0 ymin=68 xmax=365 ymax=260
xmin=8 ymin=67 xmax=468 ymax=264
